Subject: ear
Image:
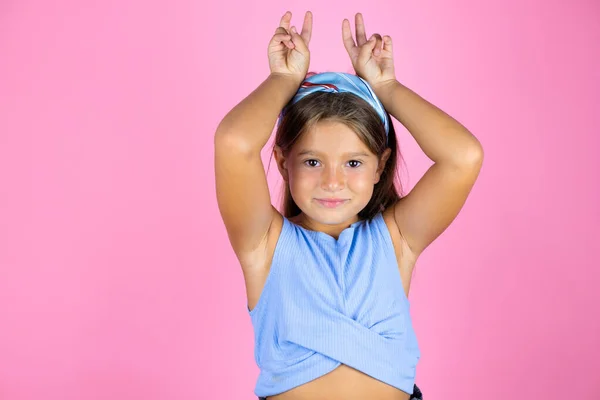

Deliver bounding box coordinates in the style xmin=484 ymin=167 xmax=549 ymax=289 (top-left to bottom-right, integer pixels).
xmin=374 ymin=148 xmax=392 ymax=184
xmin=273 ymin=145 xmax=289 ymax=182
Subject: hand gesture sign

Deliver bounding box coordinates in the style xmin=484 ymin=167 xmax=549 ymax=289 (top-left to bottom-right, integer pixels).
xmin=268 ymin=11 xmax=313 ymax=84
xmin=342 ymin=13 xmax=396 ymax=89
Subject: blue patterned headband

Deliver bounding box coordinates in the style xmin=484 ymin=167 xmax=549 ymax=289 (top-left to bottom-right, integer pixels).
xmin=279 ymin=71 xmax=390 ymax=139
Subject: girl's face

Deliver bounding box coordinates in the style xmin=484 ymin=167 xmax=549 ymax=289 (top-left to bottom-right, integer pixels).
xmin=276 ymin=120 xmax=390 ymax=228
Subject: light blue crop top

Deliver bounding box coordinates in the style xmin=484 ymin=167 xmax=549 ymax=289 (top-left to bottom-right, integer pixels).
xmin=248 ymin=212 xmax=421 ymax=398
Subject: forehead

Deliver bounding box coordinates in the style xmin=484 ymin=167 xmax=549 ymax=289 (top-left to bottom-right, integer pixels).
xmin=292 ymin=120 xmax=373 ymax=156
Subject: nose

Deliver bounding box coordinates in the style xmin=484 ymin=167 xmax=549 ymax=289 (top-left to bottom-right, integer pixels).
xmin=321 ymin=166 xmax=345 ymax=192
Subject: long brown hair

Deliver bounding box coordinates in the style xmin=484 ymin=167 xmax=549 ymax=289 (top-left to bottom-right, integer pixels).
xmin=271 ymin=90 xmax=406 ymax=220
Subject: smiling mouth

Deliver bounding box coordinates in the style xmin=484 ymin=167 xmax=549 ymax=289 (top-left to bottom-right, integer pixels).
xmin=315 ymin=198 xmax=349 ymax=208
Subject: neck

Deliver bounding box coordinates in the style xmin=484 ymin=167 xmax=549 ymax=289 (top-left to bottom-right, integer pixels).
xmin=294 ymin=213 xmax=361 ymax=238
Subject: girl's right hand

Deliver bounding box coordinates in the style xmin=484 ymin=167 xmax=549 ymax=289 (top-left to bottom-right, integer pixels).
xmin=268 ymin=11 xmax=312 ymax=84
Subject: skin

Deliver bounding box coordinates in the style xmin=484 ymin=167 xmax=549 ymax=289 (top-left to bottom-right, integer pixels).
xmin=267 ymin=121 xmax=414 ymax=400
xmin=274 ymin=119 xmax=391 ymax=238
xmin=215 ymin=10 xmax=483 ymax=400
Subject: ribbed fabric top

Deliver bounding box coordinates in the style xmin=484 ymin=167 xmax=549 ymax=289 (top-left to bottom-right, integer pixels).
xmin=248 ymin=212 xmax=421 ymax=398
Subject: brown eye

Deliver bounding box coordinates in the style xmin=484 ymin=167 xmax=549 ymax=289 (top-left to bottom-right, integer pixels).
xmin=304 ymin=159 xmax=320 ymax=167
xmin=348 ymin=160 xmax=362 ymax=168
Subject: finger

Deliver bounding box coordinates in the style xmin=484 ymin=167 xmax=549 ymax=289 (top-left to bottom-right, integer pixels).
xmin=272 ymin=32 xmax=292 ymax=41
xmin=355 ymin=13 xmax=368 ymax=46
xmin=271 ymin=32 xmax=294 ymax=49
xmin=279 ymin=11 xmax=292 ymax=31
xmin=289 ymin=26 xmax=308 ymax=53
xmin=357 ymin=35 xmax=377 ymax=65
xmin=270 ymin=29 xmax=293 ymax=47
xmin=342 ymin=19 xmax=357 ymax=54
xmin=300 ymin=11 xmax=312 ymax=46
xmin=372 ymin=33 xmax=383 ymax=56
xmin=274 ymin=26 xmax=289 ymax=35
xmin=383 ymin=35 xmax=393 ymax=54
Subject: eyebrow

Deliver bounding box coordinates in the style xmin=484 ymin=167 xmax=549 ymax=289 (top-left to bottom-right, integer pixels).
xmin=297 ymin=150 xmax=370 ymax=157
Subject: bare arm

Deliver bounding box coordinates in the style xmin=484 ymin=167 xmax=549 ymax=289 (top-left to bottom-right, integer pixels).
xmin=214 ymin=73 xmax=301 ymax=256
xmin=342 ymin=13 xmax=483 ymax=257
xmin=374 ymin=79 xmax=484 ymax=257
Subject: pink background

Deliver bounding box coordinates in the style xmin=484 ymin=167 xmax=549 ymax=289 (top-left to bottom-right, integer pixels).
xmin=1 ymin=0 xmax=599 ymax=399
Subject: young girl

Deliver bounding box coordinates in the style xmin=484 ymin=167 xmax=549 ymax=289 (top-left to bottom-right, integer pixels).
xmin=215 ymin=11 xmax=483 ymax=400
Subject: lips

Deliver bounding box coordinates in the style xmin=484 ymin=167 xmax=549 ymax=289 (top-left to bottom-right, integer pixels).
xmin=315 ymin=198 xmax=348 ymax=208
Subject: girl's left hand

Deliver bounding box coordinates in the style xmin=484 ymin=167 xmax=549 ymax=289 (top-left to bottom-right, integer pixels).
xmin=342 ymin=13 xmax=396 ymax=90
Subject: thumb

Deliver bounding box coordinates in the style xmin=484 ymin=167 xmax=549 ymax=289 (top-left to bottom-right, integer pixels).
xmin=357 ymin=35 xmax=377 ymax=65
xmin=289 ymin=26 xmax=308 ymax=54
xmin=382 ymin=35 xmax=393 ymax=54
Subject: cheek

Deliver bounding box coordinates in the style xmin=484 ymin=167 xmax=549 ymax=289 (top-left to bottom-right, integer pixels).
xmin=347 ymin=168 xmax=378 ymax=190
xmin=288 ymin=166 xmax=319 ymax=194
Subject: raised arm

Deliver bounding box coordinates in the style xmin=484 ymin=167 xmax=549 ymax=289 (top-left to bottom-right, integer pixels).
xmin=214 ymin=11 xmax=312 ymax=258
xmin=214 ymin=74 xmax=300 ymax=255
xmin=343 ymin=13 xmax=483 ymax=257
